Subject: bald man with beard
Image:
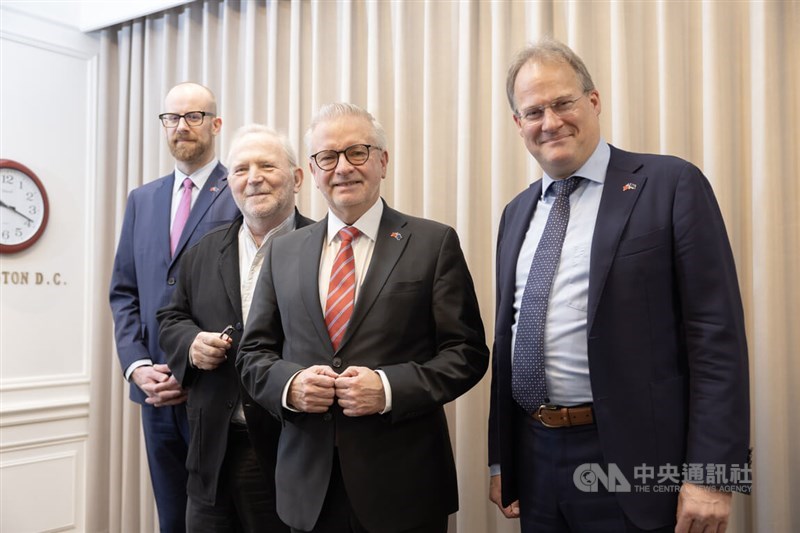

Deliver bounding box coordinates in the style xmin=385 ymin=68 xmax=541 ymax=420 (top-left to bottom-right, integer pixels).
xmin=110 ymin=82 xmax=240 ymax=532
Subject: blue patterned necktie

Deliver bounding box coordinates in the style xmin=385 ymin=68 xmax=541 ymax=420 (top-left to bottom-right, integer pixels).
xmin=512 ymin=176 xmax=583 ymax=413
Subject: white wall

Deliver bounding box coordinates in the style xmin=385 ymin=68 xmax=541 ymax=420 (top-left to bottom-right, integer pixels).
xmin=0 ymin=5 xmax=100 ymax=531
xmin=0 ymin=0 xmax=192 ymax=31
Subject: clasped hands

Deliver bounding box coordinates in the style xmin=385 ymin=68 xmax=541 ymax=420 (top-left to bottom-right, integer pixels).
xmin=131 ymin=363 xmax=187 ymax=406
xmin=288 ymin=365 xmax=386 ymax=417
xmin=132 ymin=330 xmax=232 ymax=407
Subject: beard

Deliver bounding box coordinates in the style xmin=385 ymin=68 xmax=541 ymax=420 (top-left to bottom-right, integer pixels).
xmin=168 ymin=134 xmax=212 ymax=164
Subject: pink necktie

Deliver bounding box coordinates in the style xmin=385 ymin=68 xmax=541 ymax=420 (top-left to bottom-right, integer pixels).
xmin=325 ymin=226 xmax=360 ymax=350
xmin=170 ymin=177 xmax=194 ymax=256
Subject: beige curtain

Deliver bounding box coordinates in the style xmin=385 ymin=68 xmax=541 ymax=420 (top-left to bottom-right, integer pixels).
xmin=88 ymin=1 xmax=800 ymax=531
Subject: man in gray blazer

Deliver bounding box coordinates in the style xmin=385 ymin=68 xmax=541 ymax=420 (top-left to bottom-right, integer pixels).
xmin=237 ymin=103 xmax=489 ymax=533
xmin=158 ymin=125 xmax=312 ymax=532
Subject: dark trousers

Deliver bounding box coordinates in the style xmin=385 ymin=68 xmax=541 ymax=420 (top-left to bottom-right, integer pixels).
xmin=516 ymin=409 xmax=674 ymax=533
xmin=140 ymin=402 xmax=190 ymax=533
xmin=186 ymin=424 xmax=288 ymax=533
xmin=292 ymin=452 xmax=448 ymax=533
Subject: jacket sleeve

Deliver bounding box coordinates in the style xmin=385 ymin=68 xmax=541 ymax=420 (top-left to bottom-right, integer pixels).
xmin=109 ymin=191 xmax=150 ymax=375
xmin=673 ymin=163 xmax=750 ymax=484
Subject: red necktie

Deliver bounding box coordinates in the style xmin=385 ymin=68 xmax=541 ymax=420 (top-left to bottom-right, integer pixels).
xmin=170 ymin=177 xmax=194 ymax=256
xmin=325 ymin=226 xmax=360 ymax=350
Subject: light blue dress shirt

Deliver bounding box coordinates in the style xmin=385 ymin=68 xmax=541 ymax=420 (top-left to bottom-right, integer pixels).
xmin=510 ymin=140 xmax=610 ymax=406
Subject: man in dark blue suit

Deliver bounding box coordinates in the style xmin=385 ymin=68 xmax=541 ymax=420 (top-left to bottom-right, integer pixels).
xmin=109 ymin=82 xmax=239 ymax=532
xmin=488 ymin=40 xmax=750 ymax=532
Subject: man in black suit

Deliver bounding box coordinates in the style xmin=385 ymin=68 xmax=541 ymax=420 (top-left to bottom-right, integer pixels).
xmin=236 ymin=103 xmax=489 ymax=533
xmin=158 ymin=124 xmax=312 ymax=532
xmin=488 ymin=39 xmax=750 ymax=532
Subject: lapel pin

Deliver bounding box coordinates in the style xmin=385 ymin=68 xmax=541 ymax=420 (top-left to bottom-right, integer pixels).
xmin=209 ymin=186 xmax=219 ymax=193
xmin=622 ymin=182 xmax=637 ymax=192
xmin=390 ymin=232 xmax=402 ymax=241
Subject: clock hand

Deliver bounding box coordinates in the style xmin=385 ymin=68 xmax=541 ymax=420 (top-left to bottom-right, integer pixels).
xmin=0 ymin=199 xmax=35 ymax=224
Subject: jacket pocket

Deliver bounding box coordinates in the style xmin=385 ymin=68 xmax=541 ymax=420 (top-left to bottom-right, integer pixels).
xmin=617 ymin=228 xmax=670 ymax=258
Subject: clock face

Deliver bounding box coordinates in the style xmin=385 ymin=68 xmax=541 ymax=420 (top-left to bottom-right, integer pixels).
xmin=1 ymin=160 xmax=49 ymax=253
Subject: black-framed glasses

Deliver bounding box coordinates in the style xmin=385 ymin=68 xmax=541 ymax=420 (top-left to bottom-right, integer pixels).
xmin=158 ymin=111 xmax=215 ymax=128
xmin=517 ymin=93 xmax=587 ymax=125
xmin=310 ymin=144 xmax=380 ymax=171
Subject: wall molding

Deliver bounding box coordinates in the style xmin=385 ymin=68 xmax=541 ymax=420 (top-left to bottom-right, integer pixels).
xmin=0 ymin=6 xmax=99 ymax=58
xmin=0 ymin=375 xmax=89 ymax=392
xmin=1 ymin=446 xmax=82 ymax=531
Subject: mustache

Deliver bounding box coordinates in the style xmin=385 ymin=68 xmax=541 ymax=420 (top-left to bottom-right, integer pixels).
xmin=246 ymin=188 xmax=272 ymax=195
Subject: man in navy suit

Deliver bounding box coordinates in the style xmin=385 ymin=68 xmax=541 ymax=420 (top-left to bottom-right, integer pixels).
xmin=109 ymin=82 xmax=239 ymax=532
xmin=488 ymin=39 xmax=750 ymax=532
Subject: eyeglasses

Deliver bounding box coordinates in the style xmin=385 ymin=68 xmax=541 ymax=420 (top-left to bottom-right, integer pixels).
xmin=310 ymin=144 xmax=380 ymax=171
xmin=517 ymin=94 xmax=587 ymax=125
xmin=158 ymin=111 xmax=215 ymax=128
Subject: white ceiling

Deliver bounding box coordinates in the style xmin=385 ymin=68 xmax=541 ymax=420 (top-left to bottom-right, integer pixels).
xmin=1 ymin=0 xmax=194 ymax=32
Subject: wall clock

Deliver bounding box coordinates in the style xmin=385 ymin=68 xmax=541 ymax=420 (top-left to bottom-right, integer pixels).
xmin=1 ymin=159 xmax=50 ymax=253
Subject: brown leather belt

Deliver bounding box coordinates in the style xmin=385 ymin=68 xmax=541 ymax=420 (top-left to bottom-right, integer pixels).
xmin=531 ymin=404 xmax=594 ymax=428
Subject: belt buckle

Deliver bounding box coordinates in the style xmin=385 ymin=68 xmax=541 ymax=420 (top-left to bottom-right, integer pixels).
xmin=536 ymin=404 xmax=561 ymax=428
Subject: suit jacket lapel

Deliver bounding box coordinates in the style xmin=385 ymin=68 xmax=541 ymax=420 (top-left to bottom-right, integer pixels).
xmin=154 ymin=173 xmax=174 ymax=267
xmin=299 ymin=220 xmax=332 ymax=350
xmin=339 ymin=206 xmax=409 ymax=351
xmin=218 ymin=218 xmax=244 ymax=321
xmin=497 ymin=183 xmax=541 ymax=331
xmin=171 ymin=162 xmax=228 ymax=267
xmin=587 ymin=147 xmax=647 ymax=333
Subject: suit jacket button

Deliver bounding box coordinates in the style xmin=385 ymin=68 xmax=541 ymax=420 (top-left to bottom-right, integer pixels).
xmin=235 ymin=322 xmax=243 ymax=330
xmin=167 ymin=277 xmax=176 ymax=285
xmin=323 ymin=413 xmax=332 ymax=422
xmin=332 ymin=357 xmax=342 ymax=369
xmin=227 ymin=401 xmax=233 ymax=408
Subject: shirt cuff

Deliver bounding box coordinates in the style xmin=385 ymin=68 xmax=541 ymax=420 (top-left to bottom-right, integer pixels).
xmin=124 ymin=359 xmax=153 ymax=381
xmin=375 ymin=369 xmax=392 ymax=414
xmin=281 ymin=370 xmax=304 ymax=412
xmin=490 ymin=463 xmax=501 ymax=477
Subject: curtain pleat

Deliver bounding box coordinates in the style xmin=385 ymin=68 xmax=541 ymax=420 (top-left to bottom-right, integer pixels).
xmin=89 ymin=1 xmax=799 ymax=531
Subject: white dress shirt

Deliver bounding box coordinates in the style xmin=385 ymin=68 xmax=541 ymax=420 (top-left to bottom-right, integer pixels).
xmin=169 ymin=158 xmax=218 ymax=228
xmin=230 ymin=212 xmax=296 ymax=423
xmin=282 ymin=198 xmax=393 ymax=413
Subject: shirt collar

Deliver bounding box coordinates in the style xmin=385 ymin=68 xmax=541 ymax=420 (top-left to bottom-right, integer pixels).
xmin=326 ymin=198 xmax=384 ymax=245
xmin=541 ymin=139 xmax=610 ymax=197
xmin=173 ymin=158 xmax=219 ymax=195
xmin=241 ymin=211 xmax=297 ymax=251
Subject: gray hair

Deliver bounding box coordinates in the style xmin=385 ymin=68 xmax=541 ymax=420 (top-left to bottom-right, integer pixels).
xmin=304 ymin=103 xmax=387 ymax=155
xmin=227 ymin=124 xmax=299 ymax=168
xmin=506 ymin=38 xmax=595 ymax=115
